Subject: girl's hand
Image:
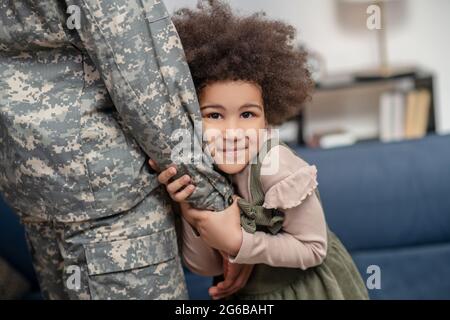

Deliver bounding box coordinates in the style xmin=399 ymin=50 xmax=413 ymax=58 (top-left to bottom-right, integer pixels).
xmin=149 ymin=159 xmax=252 ymax=298
xmin=148 ymin=160 xmax=196 ymax=203
xmin=179 ymin=197 xmax=243 ymax=257
xmin=149 ymin=160 xmax=243 ymax=256
xmin=209 ymin=251 xmax=254 ymax=300
xmin=149 ymin=159 xmax=243 ymax=255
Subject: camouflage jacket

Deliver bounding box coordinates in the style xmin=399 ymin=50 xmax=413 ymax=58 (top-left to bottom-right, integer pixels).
xmin=0 ymin=0 xmax=233 ymax=222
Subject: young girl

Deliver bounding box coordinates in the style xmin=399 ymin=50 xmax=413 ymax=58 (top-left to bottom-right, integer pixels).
xmin=152 ymin=0 xmax=369 ymax=300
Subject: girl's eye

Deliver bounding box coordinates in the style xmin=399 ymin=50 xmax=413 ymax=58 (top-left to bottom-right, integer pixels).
xmin=241 ymin=111 xmax=255 ymax=119
xmin=207 ymin=112 xmax=223 ymax=120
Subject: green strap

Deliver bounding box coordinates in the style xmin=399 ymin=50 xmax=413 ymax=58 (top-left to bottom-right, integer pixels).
xmin=238 ymin=138 xmax=286 ymax=235
xmin=238 ymin=138 xmax=324 ymax=235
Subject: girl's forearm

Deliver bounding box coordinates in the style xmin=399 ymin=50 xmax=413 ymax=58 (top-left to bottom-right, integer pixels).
xmin=181 ymin=216 xmax=224 ymax=276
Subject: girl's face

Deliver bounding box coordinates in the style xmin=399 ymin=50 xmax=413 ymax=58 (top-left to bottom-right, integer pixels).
xmin=199 ymin=80 xmax=267 ymax=174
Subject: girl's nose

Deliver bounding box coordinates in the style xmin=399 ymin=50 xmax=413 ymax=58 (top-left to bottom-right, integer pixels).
xmin=223 ymin=126 xmax=245 ymax=142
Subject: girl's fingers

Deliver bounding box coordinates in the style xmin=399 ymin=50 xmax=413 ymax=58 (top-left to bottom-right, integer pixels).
xmin=209 ymin=288 xmax=221 ymax=300
xmin=210 ymin=271 xmax=238 ymax=299
xmin=157 ymin=166 xmax=177 ymax=185
xmin=216 ymin=276 xmax=237 ymax=293
xmin=211 ymin=278 xmax=243 ymax=300
xmin=167 ymin=175 xmax=191 ymax=195
xmin=210 ymin=145 xmax=216 ymax=157
xmin=148 ymin=159 xmax=160 ymax=172
xmin=172 ymin=184 xmax=196 ymax=202
xmin=210 ymin=264 xmax=254 ymax=299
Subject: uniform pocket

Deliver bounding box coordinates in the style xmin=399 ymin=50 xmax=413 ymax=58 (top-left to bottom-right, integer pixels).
xmin=84 ymin=228 xmax=185 ymax=299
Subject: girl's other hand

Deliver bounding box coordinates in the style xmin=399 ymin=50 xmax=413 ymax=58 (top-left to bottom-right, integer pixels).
xmin=209 ymin=251 xmax=254 ymax=300
xmin=148 ymin=159 xmax=196 ymax=203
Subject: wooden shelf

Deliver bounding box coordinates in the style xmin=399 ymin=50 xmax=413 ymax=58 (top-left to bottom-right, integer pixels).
xmin=296 ymin=68 xmax=436 ymax=146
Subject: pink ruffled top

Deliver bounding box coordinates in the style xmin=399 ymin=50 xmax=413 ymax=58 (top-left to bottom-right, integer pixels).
xmin=181 ymin=144 xmax=328 ymax=276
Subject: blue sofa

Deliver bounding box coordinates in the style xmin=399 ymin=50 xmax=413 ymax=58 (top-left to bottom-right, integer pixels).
xmin=297 ymin=134 xmax=450 ymax=299
xmin=0 ymin=198 xmax=40 ymax=299
xmin=1 ymin=134 xmax=450 ymax=299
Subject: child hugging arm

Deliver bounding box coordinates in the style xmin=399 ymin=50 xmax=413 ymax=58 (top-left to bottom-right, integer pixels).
xmin=149 ymin=0 xmax=369 ymax=301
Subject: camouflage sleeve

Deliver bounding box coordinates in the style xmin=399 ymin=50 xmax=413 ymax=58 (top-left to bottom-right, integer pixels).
xmin=65 ymin=0 xmax=233 ymax=211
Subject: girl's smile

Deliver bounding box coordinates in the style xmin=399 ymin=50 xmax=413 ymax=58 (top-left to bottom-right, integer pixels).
xmin=199 ymin=80 xmax=268 ymax=174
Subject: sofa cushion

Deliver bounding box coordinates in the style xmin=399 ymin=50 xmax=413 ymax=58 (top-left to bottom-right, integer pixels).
xmin=0 ymin=197 xmax=39 ymax=289
xmin=293 ymin=134 xmax=450 ymax=251
xmin=352 ymin=242 xmax=450 ymax=299
xmin=0 ymin=256 xmax=30 ymax=299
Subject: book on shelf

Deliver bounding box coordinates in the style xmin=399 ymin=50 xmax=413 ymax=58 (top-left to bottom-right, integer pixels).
xmin=405 ymin=90 xmax=431 ymax=139
xmin=307 ymin=129 xmax=356 ymax=149
xmin=379 ymin=89 xmax=431 ymax=143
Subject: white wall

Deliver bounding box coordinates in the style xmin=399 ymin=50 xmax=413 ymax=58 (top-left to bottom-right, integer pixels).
xmin=165 ymin=0 xmax=450 ymax=134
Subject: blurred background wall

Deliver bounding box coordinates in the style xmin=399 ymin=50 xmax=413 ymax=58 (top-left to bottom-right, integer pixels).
xmin=165 ymin=0 xmax=450 ymax=135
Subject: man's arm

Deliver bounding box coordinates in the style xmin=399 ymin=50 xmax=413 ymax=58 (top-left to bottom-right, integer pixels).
xmin=65 ymin=0 xmax=233 ymax=210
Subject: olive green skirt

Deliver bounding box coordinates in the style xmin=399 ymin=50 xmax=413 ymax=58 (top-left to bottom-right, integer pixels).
xmin=229 ymin=230 xmax=369 ymax=300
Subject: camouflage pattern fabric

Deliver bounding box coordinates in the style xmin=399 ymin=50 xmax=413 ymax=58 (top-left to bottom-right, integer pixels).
xmin=0 ymin=0 xmax=233 ymax=299
xmin=0 ymin=0 xmax=233 ymax=223
xmin=22 ymin=185 xmax=188 ymax=300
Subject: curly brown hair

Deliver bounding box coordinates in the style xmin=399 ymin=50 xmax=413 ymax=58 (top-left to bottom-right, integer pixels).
xmin=172 ymin=0 xmax=314 ymax=126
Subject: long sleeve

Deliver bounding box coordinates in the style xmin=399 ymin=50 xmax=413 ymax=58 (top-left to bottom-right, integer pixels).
xmin=229 ymin=145 xmax=328 ymax=269
xmin=181 ymin=216 xmax=224 ymax=276
xmin=65 ymin=0 xmax=233 ymax=211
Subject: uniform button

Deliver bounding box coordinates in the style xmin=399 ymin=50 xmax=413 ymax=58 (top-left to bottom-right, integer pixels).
xmin=228 ymin=196 xmax=233 ymax=205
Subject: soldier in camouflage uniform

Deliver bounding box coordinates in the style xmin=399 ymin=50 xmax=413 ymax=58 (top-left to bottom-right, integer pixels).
xmin=0 ymin=0 xmax=234 ymax=299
